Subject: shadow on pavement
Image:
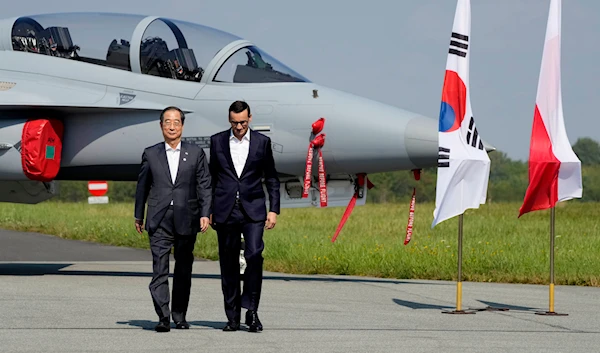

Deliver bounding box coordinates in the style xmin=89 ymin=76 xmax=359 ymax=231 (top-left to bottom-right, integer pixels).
xmin=116 ymin=319 xmax=225 ymax=330
xmin=0 ymin=263 xmax=445 ymax=286
xmin=393 ymin=298 xmax=455 ymax=310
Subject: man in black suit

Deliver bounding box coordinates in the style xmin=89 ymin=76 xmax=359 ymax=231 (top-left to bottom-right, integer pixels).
xmin=134 ymin=106 xmax=212 ymax=332
xmin=209 ymin=100 xmax=280 ymax=332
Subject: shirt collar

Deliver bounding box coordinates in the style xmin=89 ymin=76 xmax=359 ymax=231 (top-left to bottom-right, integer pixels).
xmin=165 ymin=141 xmax=181 ymax=151
xmin=230 ymin=129 xmax=250 ymax=142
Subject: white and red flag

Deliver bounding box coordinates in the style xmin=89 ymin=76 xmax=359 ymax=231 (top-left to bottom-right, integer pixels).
xmin=519 ymin=0 xmax=582 ymax=217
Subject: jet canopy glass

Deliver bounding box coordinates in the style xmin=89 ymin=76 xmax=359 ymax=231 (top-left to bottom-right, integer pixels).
xmin=214 ymin=45 xmax=309 ymax=83
xmin=11 ymin=13 xmax=146 ymax=71
xmin=9 ymin=12 xmax=309 ymax=83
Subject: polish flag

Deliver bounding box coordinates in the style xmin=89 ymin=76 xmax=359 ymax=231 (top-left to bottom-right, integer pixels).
xmin=519 ymin=0 xmax=582 ymax=217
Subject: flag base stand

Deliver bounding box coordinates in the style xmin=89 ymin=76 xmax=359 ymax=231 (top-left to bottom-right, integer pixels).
xmin=442 ymin=282 xmax=476 ymax=315
xmin=442 ymin=282 xmax=475 ymax=315
xmin=535 ymin=311 xmax=568 ymax=316
xmin=442 ymin=310 xmax=476 ymax=314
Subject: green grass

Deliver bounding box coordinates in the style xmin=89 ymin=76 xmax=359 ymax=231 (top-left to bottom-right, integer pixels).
xmin=0 ymin=201 xmax=598 ymax=286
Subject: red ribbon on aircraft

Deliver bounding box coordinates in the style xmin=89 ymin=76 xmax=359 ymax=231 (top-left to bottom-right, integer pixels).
xmin=404 ymin=169 xmax=421 ymax=245
xmin=331 ymin=173 xmax=375 ymax=243
xmin=303 ymin=144 xmax=315 ymax=198
xmin=404 ymin=188 xmax=416 ymax=245
xmin=302 ymin=118 xmax=327 ymax=207
xmin=317 ymin=137 xmax=327 ymax=207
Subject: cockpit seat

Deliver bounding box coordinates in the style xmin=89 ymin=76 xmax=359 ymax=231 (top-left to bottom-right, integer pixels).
xmin=106 ymin=39 xmax=131 ymax=70
xmin=140 ymin=36 xmax=169 ymax=74
xmin=167 ymin=48 xmax=198 ymax=72
xmin=42 ymin=27 xmax=75 ymax=52
xmin=159 ymin=48 xmax=203 ymax=81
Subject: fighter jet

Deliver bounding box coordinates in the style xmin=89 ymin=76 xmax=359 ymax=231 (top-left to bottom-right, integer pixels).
xmin=0 ymin=12 xmax=443 ymax=208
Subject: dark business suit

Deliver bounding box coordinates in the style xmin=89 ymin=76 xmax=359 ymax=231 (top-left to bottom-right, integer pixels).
xmin=134 ymin=141 xmax=211 ymax=323
xmin=209 ymin=129 xmax=280 ymax=324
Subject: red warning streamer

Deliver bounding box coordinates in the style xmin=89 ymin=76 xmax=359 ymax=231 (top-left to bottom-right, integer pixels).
xmin=317 ymin=140 xmax=327 ymax=207
xmin=302 ymin=143 xmax=315 ymax=198
xmin=302 ymin=118 xmax=327 ymax=207
xmin=331 ymin=173 xmax=375 ymax=243
xmin=404 ymin=189 xmax=416 ymax=245
xmin=404 ymin=169 xmax=421 ymax=245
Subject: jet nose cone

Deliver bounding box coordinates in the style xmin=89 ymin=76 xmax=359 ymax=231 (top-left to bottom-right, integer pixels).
xmin=325 ymin=101 xmax=439 ymax=173
xmin=305 ymin=86 xmax=439 ymax=174
xmin=404 ymin=115 xmax=439 ymax=169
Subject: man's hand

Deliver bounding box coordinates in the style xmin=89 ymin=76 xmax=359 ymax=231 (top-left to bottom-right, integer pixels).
xmin=200 ymin=217 xmax=210 ymax=233
xmin=135 ymin=219 xmax=144 ymax=234
xmin=265 ymin=212 xmax=277 ymax=230
xmin=209 ymin=214 xmax=215 ymax=230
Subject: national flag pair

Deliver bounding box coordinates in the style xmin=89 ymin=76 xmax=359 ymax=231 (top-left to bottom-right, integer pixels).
xmin=432 ymin=0 xmax=581 ymax=228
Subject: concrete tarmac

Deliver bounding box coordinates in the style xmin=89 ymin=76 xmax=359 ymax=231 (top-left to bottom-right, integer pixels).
xmin=1 ymin=228 xmax=599 ymax=352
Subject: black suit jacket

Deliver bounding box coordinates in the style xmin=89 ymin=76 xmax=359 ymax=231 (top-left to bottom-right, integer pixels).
xmin=209 ymin=129 xmax=280 ymax=225
xmin=134 ymin=141 xmax=212 ymax=236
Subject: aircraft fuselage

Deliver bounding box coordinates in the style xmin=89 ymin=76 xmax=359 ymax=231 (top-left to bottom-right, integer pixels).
xmin=0 ymin=13 xmax=439 ymax=206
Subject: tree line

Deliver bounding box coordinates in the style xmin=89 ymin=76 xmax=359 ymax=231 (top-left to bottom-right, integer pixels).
xmin=52 ymin=137 xmax=600 ymax=203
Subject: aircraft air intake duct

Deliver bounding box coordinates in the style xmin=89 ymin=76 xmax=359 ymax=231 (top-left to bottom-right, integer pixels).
xmin=0 ymin=118 xmax=61 ymax=204
xmin=21 ymin=118 xmax=64 ymax=182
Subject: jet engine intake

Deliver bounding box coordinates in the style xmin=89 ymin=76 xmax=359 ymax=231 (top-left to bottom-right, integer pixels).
xmin=0 ymin=117 xmax=64 ymax=182
xmin=21 ymin=118 xmax=64 ymax=182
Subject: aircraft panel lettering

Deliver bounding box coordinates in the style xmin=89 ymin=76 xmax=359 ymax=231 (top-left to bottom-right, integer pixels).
xmin=181 ymin=137 xmax=283 ymax=153
xmin=119 ymin=92 xmax=136 ymax=105
xmin=0 ymin=82 xmax=16 ymax=91
xmin=182 ymin=136 xmax=211 ymax=148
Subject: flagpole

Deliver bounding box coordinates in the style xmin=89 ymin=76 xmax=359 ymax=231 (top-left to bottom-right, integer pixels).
xmin=536 ymin=206 xmax=567 ymax=316
xmin=550 ymin=206 xmax=555 ymax=311
xmin=442 ymin=213 xmax=475 ymax=314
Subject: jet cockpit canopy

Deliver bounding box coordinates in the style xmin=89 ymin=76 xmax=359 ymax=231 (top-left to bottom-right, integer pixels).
xmin=8 ymin=12 xmax=309 ymax=83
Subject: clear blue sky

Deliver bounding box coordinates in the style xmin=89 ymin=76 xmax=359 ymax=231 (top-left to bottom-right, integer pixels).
xmin=3 ymin=0 xmax=598 ymax=161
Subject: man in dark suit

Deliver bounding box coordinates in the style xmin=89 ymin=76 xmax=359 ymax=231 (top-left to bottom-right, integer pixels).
xmin=134 ymin=106 xmax=212 ymax=332
xmin=209 ymin=100 xmax=280 ymax=332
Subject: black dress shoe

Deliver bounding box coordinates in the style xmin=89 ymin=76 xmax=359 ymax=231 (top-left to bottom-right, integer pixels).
xmin=222 ymin=321 xmax=240 ymax=331
xmin=155 ymin=320 xmax=170 ymax=332
xmin=175 ymin=321 xmax=190 ymax=329
xmin=245 ymin=310 xmax=263 ymax=332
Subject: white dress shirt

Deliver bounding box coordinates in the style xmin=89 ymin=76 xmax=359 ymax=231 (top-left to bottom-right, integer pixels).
xmin=229 ymin=129 xmax=250 ymax=178
xmin=165 ymin=141 xmax=181 ymax=205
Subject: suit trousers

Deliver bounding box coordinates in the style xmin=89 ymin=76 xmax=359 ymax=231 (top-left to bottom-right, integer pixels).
xmin=148 ymin=206 xmax=197 ymax=322
xmin=216 ymin=201 xmax=265 ymax=323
